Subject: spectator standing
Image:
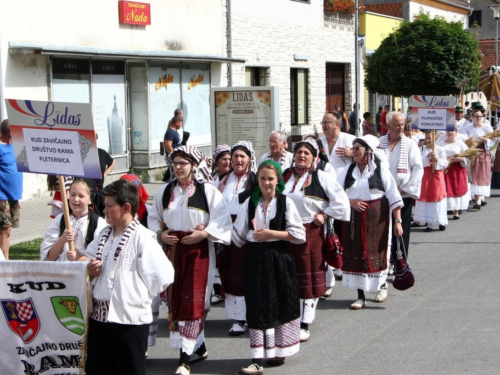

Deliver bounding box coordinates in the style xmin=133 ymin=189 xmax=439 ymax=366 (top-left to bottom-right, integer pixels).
xmin=348 ymin=104 xmax=357 ymax=135
xmin=380 ymin=105 xmax=390 ymax=135
xmin=362 ymin=112 xmax=378 ymax=136
xmin=0 ymin=119 xmax=23 ymax=260
xmin=375 ymin=106 xmax=383 ymax=134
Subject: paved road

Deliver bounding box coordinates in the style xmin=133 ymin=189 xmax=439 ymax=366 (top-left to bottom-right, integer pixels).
xmin=12 ymin=186 xmax=500 ymax=374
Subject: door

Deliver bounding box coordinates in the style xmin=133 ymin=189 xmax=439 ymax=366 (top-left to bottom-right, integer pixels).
xmin=326 ymin=63 xmax=344 ymax=111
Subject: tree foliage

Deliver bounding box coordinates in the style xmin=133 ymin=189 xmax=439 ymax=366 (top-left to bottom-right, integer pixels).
xmin=364 ymin=12 xmax=482 ymax=97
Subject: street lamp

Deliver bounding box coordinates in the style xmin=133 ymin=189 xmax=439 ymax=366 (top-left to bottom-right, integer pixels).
xmin=489 ymin=4 xmax=500 ymax=72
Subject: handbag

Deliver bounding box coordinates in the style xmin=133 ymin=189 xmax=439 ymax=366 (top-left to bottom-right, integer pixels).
xmin=181 ymin=131 xmax=190 ymax=146
xmin=322 ymin=217 xmax=343 ymax=269
xmin=392 ymin=236 xmax=415 ymax=291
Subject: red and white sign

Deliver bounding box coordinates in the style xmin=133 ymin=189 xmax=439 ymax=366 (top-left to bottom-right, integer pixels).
xmin=118 ymin=1 xmax=151 ymax=26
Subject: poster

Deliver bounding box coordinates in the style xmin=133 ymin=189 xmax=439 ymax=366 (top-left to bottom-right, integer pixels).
xmin=0 ymin=261 xmax=88 ymax=375
xmin=409 ymin=95 xmax=455 ymax=131
xmin=92 ymin=61 xmax=127 ymax=155
xmin=211 ymin=87 xmax=279 ymax=158
xmin=5 ymin=99 xmax=101 ymax=179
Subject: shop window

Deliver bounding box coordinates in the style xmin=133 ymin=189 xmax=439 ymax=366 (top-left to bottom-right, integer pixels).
xmin=291 ymin=68 xmax=308 ymax=125
xmin=52 ymin=58 xmax=90 ymax=103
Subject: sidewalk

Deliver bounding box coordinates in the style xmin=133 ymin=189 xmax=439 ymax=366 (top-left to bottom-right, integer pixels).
xmin=11 ymin=181 xmax=165 ymax=246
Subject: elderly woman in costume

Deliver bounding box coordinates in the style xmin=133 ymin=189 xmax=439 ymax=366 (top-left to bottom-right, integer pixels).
xmin=461 ymin=109 xmax=494 ymax=209
xmin=232 ymin=161 xmax=306 ymax=375
xmin=217 ymin=141 xmax=258 ymax=336
xmin=148 ymin=146 xmax=232 ymax=375
xmin=283 ymin=138 xmax=350 ymax=342
xmin=212 ymin=144 xmax=231 ymax=188
xmin=337 ymin=135 xmax=403 ymax=309
xmin=440 ymin=127 xmax=469 ymax=220
xmin=413 ymin=131 xmax=449 ymax=232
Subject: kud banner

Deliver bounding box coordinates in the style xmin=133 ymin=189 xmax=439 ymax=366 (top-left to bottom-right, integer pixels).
xmin=0 ymin=261 xmax=88 ymax=375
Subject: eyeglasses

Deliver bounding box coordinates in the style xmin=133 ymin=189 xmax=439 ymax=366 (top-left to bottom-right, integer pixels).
xmin=351 ymin=146 xmax=365 ymax=151
xmin=320 ymin=121 xmax=337 ymax=125
xmin=267 ymin=140 xmax=280 ymax=145
xmin=172 ymin=161 xmax=191 ymax=167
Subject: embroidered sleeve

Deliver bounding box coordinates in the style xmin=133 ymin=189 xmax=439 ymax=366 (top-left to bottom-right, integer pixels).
xmin=285 ymin=198 xmax=306 ymax=244
xmin=231 ymin=200 xmax=249 ymax=248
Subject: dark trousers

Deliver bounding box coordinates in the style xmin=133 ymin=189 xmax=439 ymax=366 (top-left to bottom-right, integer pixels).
xmin=391 ymin=197 xmax=413 ymax=261
xmin=86 ymin=318 xmax=149 ymax=375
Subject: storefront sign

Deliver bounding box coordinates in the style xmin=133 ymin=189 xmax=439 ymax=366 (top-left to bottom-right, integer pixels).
xmin=5 ymin=99 xmax=101 ymax=179
xmin=118 ymin=1 xmax=151 ymax=26
xmin=211 ymin=87 xmax=279 ymax=158
xmin=409 ymin=95 xmax=455 ymax=131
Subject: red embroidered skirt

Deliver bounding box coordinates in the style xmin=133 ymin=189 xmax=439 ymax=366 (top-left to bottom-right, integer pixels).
xmin=342 ymin=197 xmax=390 ymax=273
xmin=444 ymin=163 xmax=468 ymax=198
xmin=220 ymin=215 xmax=247 ymax=296
xmin=167 ymin=232 xmax=209 ymax=322
xmin=418 ymin=166 xmax=446 ymax=202
xmin=288 ymin=222 xmax=326 ymax=299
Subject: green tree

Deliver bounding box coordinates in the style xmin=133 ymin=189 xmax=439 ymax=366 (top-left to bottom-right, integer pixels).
xmin=364 ymin=12 xmax=481 ymax=97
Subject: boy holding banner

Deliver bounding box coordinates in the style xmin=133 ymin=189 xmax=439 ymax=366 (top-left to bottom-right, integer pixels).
xmin=85 ymin=179 xmax=174 ymax=375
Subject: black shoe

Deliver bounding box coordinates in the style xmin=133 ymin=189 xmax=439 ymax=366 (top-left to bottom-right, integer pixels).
xmin=453 ymin=215 xmax=460 ymax=220
xmin=439 ymin=225 xmax=446 ymax=231
xmin=481 ymin=201 xmax=487 ymax=206
xmin=473 ymin=203 xmax=481 ymax=210
xmin=424 ymin=227 xmax=433 ymax=232
xmin=411 ymin=222 xmax=422 ymax=228
xmin=267 ymin=357 xmax=285 ymax=367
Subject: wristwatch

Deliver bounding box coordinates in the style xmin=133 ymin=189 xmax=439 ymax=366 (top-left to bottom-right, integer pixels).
xmin=395 ymin=219 xmax=403 ymax=224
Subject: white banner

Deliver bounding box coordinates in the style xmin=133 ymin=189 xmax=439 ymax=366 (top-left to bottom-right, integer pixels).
xmin=0 ymin=261 xmax=88 ymax=375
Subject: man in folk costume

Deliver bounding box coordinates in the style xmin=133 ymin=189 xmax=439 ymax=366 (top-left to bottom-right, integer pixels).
xmin=283 ymin=138 xmax=350 ymax=342
xmin=148 ymin=146 xmax=232 ymax=375
xmin=217 ymin=141 xmax=258 ymax=336
xmin=257 ymin=131 xmax=293 ymax=171
xmin=379 ymin=111 xmax=423 ymax=297
xmin=85 ymin=179 xmax=174 ymax=375
xmin=413 ymin=131 xmax=449 ymax=232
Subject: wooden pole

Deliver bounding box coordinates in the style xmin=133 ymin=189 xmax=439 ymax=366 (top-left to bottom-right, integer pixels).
xmin=58 ymin=175 xmax=75 ymax=253
xmin=431 ymin=130 xmax=436 ymax=174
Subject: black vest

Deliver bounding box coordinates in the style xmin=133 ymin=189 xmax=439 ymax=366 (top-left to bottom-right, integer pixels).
xmin=282 ymin=168 xmax=329 ymax=201
xmin=59 ymin=210 xmax=100 ymax=248
xmin=162 ymin=180 xmax=210 ymax=214
xmin=247 ymin=192 xmax=287 ymax=231
xmin=344 ymin=157 xmax=385 ymax=192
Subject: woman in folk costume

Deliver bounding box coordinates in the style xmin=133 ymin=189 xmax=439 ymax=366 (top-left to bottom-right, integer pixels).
xmin=217 ymin=141 xmax=258 ymax=336
xmin=211 ymin=144 xmax=232 ymax=188
xmin=461 ymin=109 xmax=494 ymax=209
xmin=337 ymin=135 xmax=403 ymax=309
xmin=413 ymin=131 xmax=449 ymax=232
xmin=283 ymin=138 xmax=350 ymax=342
xmin=210 ymin=144 xmax=232 ymax=305
xmin=440 ymin=127 xmax=469 ymax=220
xmin=232 ymin=161 xmax=306 ymax=375
xmin=148 ymin=146 xmax=232 ymax=375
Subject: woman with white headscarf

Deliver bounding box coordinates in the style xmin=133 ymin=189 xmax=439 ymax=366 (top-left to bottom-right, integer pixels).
xmin=337 ymin=135 xmax=403 ymax=309
xmin=148 ymin=146 xmax=232 ymax=375
xmin=282 ymin=138 xmax=350 ymax=342
xmin=217 ymin=141 xmax=258 ymax=336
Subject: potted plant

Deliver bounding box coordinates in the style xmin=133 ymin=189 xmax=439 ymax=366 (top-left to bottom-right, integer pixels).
xmin=324 ymin=0 xmax=355 ymax=15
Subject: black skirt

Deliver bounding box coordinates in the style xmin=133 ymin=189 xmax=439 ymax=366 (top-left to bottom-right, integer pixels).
xmin=244 ymin=240 xmax=300 ymax=330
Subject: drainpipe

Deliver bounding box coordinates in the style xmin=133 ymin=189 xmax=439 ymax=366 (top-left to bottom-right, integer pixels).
xmin=0 ymin=26 xmax=4 ymax=120
xmin=227 ymin=0 xmax=232 ymax=87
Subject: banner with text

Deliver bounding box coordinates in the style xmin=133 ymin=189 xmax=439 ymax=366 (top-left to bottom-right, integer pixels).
xmin=5 ymin=99 xmax=101 ymax=178
xmin=211 ymin=87 xmax=279 ymax=159
xmin=409 ymin=95 xmax=455 ymax=131
xmin=0 ymin=261 xmax=88 ymax=375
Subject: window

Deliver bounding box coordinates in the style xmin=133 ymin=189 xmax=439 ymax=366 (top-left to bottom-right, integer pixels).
xmin=291 ymin=0 xmax=310 ymax=3
xmin=245 ymin=67 xmax=270 ymax=86
xmin=291 ymin=68 xmax=308 ymax=125
xmin=469 ymin=10 xmax=482 ymax=28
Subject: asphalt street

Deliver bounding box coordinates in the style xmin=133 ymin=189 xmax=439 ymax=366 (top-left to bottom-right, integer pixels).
xmin=146 ymin=190 xmax=500 ymax=375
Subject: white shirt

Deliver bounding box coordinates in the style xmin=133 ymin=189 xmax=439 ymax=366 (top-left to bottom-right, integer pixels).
xmin=419 ymin=145 xmax=448 ymax=170
xmin=461 ymin=123 xmax=494 ymax=150
xmin=220 ymin=172 xmax=251 ymax=216
xmin=320 ymin=133 xmax=356 ymax=176
xmin=257 ymin=150 xmax=293 ymax=171
xmin=440 ymin=140 xmax=468 ymax=168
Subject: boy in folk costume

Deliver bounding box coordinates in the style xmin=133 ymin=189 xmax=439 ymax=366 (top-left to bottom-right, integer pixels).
xmin=413 ymin=132 xmax=449 ymax=232
xmin=86 ymin=179 xmax=174 ymax=375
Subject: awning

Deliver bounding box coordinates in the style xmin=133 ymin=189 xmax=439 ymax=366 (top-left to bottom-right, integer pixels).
xmin=9 ymin=41 xmax=246 ymax=64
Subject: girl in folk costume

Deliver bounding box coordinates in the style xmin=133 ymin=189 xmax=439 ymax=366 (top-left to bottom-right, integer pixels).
xmin=337 ymin=135 xmax=403 ymax=309
xmin=440 ymin=128 xmax=470 ymax=220
xmin=232 ymin=161 xmax=306 ymax=375
xmin=462 ymin=109 xmax=494 ymax=209
xmin=413 ymin=131 xmax=449 ymax=232
xmin=283 ymin=138 xmax=350 ymax=342
xmin=85 ymin=180 xmax=174 ymax=375
xmin=217 ymin=141 xmax=258 ymax=336
xmin=148 ymin=146 xmax=232 ymax=375
xmin=211 ymin=144 xmax=231 ymax=188
xmin=41 ymin=179 xmax=107 ymax=261
xmin=46 ymin=175 xmax=74 ymax=218
xmin=210 ymin=144 xmax=232 ymax=305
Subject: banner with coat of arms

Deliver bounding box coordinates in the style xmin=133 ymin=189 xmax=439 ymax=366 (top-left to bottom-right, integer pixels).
xmin=0 ymin=261 xmax=88 ymax=375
